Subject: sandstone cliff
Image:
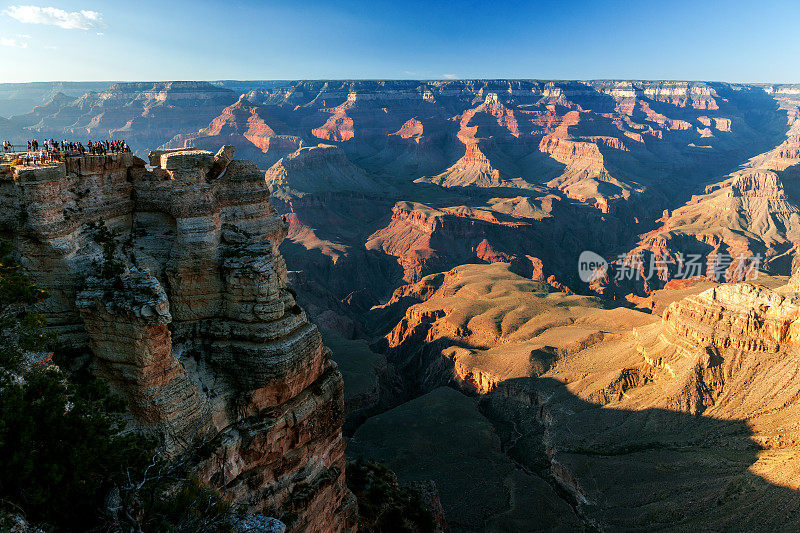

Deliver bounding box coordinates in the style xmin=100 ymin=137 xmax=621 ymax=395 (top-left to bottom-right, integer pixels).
xmin=162 ymin=96 xmax=305 ymax=170
xmin=0 ymin=148 xmax=355 ymax=532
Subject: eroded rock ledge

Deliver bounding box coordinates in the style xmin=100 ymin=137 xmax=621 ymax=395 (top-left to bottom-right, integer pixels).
xmin=0 ymin=148 xmax=356 ymax=532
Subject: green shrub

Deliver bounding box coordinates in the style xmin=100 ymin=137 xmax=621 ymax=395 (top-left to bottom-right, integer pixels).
xmin=0 ymin=239 xmax=152 ymax=530
xmin=89 ymin=222 xmax=124 ymax=282
xmin=129 ymin=476 xmax=236 ymax=533
xmin=0 ymin=367 xmax=153 ymax=531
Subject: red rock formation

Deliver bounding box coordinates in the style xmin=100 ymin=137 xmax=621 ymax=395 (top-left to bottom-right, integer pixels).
xmin=313 ymin=104 xmax=355 ymax=142
xmin=595 ymin=91 xmax=800 ymax=297
xmin=162 ymin=97 xmax=304 ymax=169
xmin=538 ymin=135 xmax=604 ymax=166
xmin=391 ymin=118 xmax=424 ymax=139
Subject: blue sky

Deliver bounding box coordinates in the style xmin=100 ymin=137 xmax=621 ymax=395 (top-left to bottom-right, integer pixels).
xmin=0 ymin=0 xmax=798 ymax=83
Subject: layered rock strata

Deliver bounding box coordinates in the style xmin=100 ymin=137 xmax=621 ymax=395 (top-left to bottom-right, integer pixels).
xmin=0 ymin=148 xmax=355 ymax=532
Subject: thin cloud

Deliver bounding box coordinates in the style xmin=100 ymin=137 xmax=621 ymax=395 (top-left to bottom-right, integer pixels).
xmin=16 ymin=33 xmax=31 ymax=38
xmin=4 ymin=5 xmax=104 ymax=30
xmin=0 ymin=37 xmax=28 ymax=48
xmin=442 ymin=74 xmax=459 ymax=79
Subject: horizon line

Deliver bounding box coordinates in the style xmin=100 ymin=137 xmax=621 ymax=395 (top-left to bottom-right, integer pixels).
xmin=2 ymin=78 xmax=800 ymax=85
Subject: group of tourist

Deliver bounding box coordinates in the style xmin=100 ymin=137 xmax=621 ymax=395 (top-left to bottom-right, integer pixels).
xmin=2 ymin=138 xmax=131 ymax=164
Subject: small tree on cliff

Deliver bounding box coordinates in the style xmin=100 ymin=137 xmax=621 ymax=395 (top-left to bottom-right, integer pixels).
xmin=90 ymin=221 xmax=125 ymax=283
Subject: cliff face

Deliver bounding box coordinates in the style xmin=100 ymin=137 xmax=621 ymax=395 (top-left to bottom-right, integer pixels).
xmin=163 ymin=97 xmax=305 ymax=169
xmin=662 ymin=283 xmax=800 ymax=353
xmin=0 ymin=148 xmax=355 ymax=532
xmin=363 ymin=198 xmax=628 ymax=288
xmin=13 ymin=79 xmax=794 ymax=316
xmin=373 ymin=262 xmax=656 ymax=395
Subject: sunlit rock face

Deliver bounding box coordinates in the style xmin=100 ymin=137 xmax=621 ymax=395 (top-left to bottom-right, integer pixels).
xmin=0 ymin=147 xmax=356 ymax=532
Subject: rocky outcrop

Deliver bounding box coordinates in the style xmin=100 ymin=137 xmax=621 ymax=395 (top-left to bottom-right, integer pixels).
xmin=12 ymin=80 xmax=792 ymax=323
xmin=0 ymin=147 xmax=355 ymax=532
xmin=504 ymin=277 xmax=800 ymax=528
xmin=663 ymin=283 xmax=800 ymax=352
xmin=426 ymin=144 xmax=505 ymax=188
xmin=452 ymin=276 xmax=800 ymax=531
xmin=265 ymin=144 xmax=383 ymax=199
